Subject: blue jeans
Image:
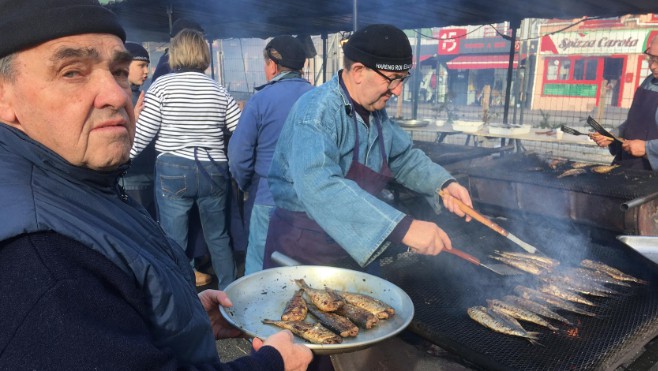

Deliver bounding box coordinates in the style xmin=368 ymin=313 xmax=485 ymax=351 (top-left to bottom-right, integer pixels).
xmin=244 ymin=204 xmax=274 ymax=275
xmin=155 ymin=154 xmax=235 ymax=289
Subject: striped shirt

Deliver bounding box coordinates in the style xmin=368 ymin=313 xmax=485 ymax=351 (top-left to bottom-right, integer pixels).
xmin=130 ymin=71 xmax=241 ymax=162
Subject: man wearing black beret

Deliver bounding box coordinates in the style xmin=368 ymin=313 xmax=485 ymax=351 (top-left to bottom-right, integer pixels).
xmin=264 ymin=24 xmax=474 ymax=271
xmin=0 ymin=0 xmax=311 ymax=370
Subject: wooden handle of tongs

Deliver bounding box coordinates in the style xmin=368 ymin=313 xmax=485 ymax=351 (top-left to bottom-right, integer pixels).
xmin=438 ymin=190 xmax=508 ymax=236
xmin=445 ymin=247 xmax=481 ymax=266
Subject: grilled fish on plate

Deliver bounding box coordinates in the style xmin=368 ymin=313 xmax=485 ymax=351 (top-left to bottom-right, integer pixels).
xmin=262 ymin=319 xmax=343 ymax=344
xmin=336 ymin=290 xmax=395 ymax=319
xmin=281 ymin=289 xmax=308 ymax=321
xmin=335 ymin=302 xmax=379 ymax=329
xmin=295 ymin=279 xmax=344 ymax=312
xmin=307 ymin=305 xmax=359 ymax=337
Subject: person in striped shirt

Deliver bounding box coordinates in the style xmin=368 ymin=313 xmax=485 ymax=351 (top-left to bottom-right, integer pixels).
xmin=131 ymin=29 xmax=241 ymax=290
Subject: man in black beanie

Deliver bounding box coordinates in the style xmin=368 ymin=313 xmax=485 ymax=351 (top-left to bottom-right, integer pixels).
xmin=264 ymin=24 xmax=473 ymax=273
xmin=0 ymin=0 xmax=311 ymax=370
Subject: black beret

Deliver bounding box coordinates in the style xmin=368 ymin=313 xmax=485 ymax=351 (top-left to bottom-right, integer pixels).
xmin=343 ymin=24 xmax=413 ymax=71
xmin=0 ymin=0 xmax=126 ymax=59
xmin=125 ymin=42 xmax=150 ymax=63
xmin=266 ymin=35 xmax=307 ymax=70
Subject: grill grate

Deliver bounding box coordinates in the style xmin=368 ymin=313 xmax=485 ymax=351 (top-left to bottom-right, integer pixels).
xmin=463 ymin=153 xmax=658 ymax=200
xmin=380 ymin=211 xmax=658 ymax=371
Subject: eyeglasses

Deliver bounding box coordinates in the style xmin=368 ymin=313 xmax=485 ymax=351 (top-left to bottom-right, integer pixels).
xmin=369 ymin=67 xmax=411 ymax=90
xmin=644 ymin=49 xmax=658 ymax=65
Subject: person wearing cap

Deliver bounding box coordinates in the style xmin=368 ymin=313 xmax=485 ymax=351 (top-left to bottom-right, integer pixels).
xmin=0 ymin=0 xmax=311 ymax=369
xmin=263 ymin=24 xmax=473 ymax=271
xmin=591 ymin=35 xmax=658 ymax=170
xmin=228 ymin=35 xmax=312 ymax=275
xmin=124 ymin=41 xmax=150 ymax=105
xmin=122 ymin=41 xmax=158 ymax=218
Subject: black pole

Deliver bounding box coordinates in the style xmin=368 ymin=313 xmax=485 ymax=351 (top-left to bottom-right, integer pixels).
xmin=322 ymin=32 xmax=328 ymax=83
xmin=208 ymin=39 xmax=215 ymax=80
xmin=411 ymin=29 xmax=422 ymax=119
xmin=503 ymin=19 xmax=520 ymax=125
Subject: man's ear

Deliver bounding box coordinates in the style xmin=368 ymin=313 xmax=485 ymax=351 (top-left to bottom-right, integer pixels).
xmin=350 ymin=63 xmax=366 ymax=84
xmin=0 ymin=82 xmax=19 ymax=128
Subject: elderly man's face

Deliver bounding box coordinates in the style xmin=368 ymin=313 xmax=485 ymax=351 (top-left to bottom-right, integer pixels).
xmin=0 ymin=34 xmax=135 ymax=171
xmin=648 ymin=37 xmax=658 ymax=79
xmin=349 ymin=63 xmax=406 ymax=112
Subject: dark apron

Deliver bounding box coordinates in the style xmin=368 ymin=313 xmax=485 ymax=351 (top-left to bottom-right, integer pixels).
xmin=263 ymin=84 xmax=393 ymax=270
xmin=613 ymin=85 xmax=658 ymax=170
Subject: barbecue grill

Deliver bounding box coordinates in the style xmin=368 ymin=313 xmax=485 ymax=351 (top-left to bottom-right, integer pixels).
xmin=369 ymin=147 xmax=658 ymax=370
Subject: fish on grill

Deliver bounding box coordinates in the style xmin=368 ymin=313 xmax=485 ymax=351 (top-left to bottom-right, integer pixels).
xmin=334 ymin=302 xmax=379 ymax=329
xmin=262 ymin=319 xmax=343 ymax=344
xmin=336 ymin=290 xmax=395 ymax=319
xmin=563 ymin=267 xmax=632 ymax=287
xmin=502 ymin=295 xmax=573 ymax=326
xmin=307 ymin=305 xmax=359 ymax=337
xmin=581 ymin=259 xmax=647 ymax=284
xmin=570 ymin=162 xmax=592 ymax=169
xmin=539 ymin=284 xmax=596 ymax=307
xmin=538 ymin=274 xmax=619 ymax=297
xmin=467 ymin=306 xmax=540 ymax=345
xmin=514 ymin=285 xmax=597 ymax=317
xmin=295 ymin=279 xmax=344 ymax=312
xmin=488 ymin=299 xmax=558 ymax=331
xmin=557 ymin=168 xmax=586 ymax=178
xmin=591 ymin=164 xmax=620 ymax=174
xmin=490 ymin=255 xmax=548 ymax=275
xmin=281 ymin=289 xmax=308 ymax=321
xmin=494 ymin=251 xmax=560 ymax=270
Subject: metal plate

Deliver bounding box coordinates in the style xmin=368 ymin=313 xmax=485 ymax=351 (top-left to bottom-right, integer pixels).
xmin=617 ymin=236 xmax=658 ymax=265
xmin=219 ymin=266 xmax=414 ymax=355
xmin=396 ymin=119 xmax=430 ymax=128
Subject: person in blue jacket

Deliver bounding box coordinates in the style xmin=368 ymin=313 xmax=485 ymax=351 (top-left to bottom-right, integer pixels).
xmin=229 ymin=35 xmax=312 ymax=274
xmin=0 ymin=0 xmax=311 ymax=369
xmin=264 ymin=24 xmax=473 ymax=271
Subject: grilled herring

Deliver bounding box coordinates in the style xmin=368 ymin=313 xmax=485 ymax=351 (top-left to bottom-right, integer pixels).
xmin=591 ymin=164 xmax=620 ymax=174
xmin=307 ymin=305 xmax=359 ymax=337
xmin=337 ymin=290 xmax=395 ymax=319
xmin=295 ymin=279 xmax=344 ymax=312
xmin=468 ymin=306 xmax=540 ymax=345
xmin=262 ymin=319 xmax=343 ymax=344
xmin=557 ymin=168 xmax=586 ymax=178
xmin=281 ymin=289 xmax=308 ymax=321
xmin=488 ymin=299 xmax=558 ymax=331
xmin=335 ymin=302 xmax=379 ymax=329
xmin=580 ymin=259 xmax=647 ymax=284
xmin=502 ymin=295 xmax=573 ymax=326
xmin=564 ymin=267 xmax=632 ymax=287
xmin=514 ymin=285 xmax=597 ymax=317
xmin=494 ymin=251 xmax=560 ymax=269
xmin=490 ymin=255 xmax=547 ymax=275
xmin=539 ymin=284 xmax=596 ymax=307
xmin=538 ymin=274 xmax=619 ymax=297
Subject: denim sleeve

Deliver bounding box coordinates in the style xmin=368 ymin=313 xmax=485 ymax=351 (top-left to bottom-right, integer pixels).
xmin=228 ymin=99 xmax=258 ymax=191
xmin=387 ymin=123 xmax=455 ymax=197
xmin=286 ymin=110 xmax=406 ymax=267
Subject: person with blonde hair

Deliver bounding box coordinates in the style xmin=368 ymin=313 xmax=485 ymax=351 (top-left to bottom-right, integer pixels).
xmin=131 ymin=29 xmax=240 ymax=289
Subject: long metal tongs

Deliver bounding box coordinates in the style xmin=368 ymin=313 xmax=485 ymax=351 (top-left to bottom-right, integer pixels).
xmin=445 ymin=247 xmax=522 ymax=275
xmin=586 ymin=116 xmax=624 ymax=143
xmin=438 ymin=190 xmax=544 ymax=255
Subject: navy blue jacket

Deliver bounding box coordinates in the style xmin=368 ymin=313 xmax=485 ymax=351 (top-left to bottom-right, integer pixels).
xmin=0 ymin=124 xmax=283 ymax=370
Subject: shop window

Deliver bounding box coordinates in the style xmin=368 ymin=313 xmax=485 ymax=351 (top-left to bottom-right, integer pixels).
xmin=573 ymin=58 xmax=598 ymax=81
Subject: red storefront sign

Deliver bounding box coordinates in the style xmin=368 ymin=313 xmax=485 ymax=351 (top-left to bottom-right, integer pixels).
xmin=438 ymin=28 xmax=466 ymax=55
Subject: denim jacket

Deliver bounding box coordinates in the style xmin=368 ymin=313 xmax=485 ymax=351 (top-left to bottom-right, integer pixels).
xmin=268 ymin=72 xmax=455 ymax=266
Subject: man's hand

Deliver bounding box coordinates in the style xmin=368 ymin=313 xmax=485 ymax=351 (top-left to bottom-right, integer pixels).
xmin=622 ymin=139 xmax=647 ymax=157
xmin=253 ymin=331 xmax=313 ymax=371
xmin=441 ymin=182 xmax=473 ymax=222
xmin=197 ymin=290 xmax=243 ymax=339
xmin=402 ymin=219 xmax=452 ymax=255
xmin=590 ymin=133 xmax=613 ymax=148
xmin=134 ymin=91 xmax=145 ymax=119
